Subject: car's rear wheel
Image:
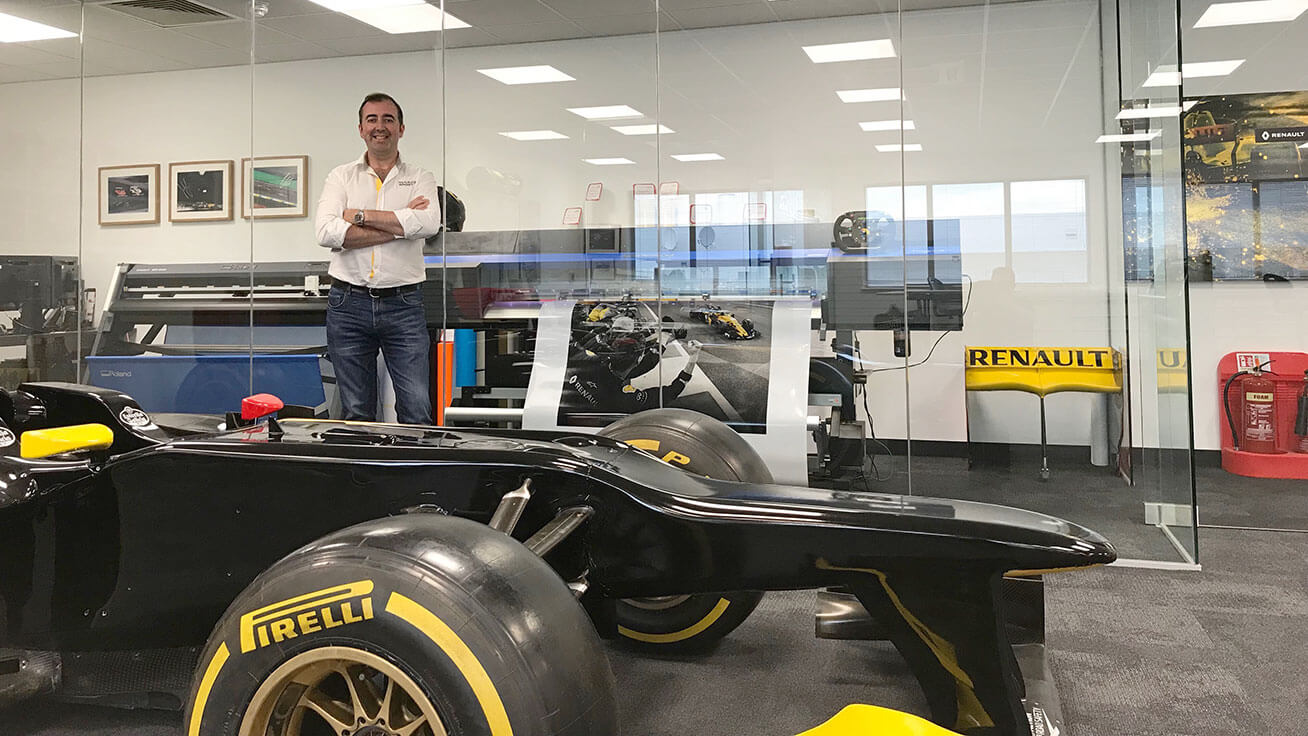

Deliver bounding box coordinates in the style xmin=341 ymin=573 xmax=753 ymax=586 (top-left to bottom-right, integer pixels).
xmin=185 ymin=514 xmax=617 ymax=736
xmin=598 ymin=408 xmax=769 ymax=652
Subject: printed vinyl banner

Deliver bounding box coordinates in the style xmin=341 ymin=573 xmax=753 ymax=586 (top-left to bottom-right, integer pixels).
xmin=1182 ymin=90 xmax=1308 ymax=280
xmin=524 ymin=298 xmax=811 ymax=484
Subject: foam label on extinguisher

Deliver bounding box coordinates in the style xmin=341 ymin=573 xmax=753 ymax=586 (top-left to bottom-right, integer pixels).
xmin=1237 ymin=353 xmax=1272 ymax=371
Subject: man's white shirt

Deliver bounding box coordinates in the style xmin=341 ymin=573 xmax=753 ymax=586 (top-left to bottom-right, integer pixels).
xmin=315 ymin=152 xmax=442 ymax=288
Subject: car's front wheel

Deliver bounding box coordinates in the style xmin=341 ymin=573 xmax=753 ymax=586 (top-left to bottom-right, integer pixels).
xmin=598 ymin=408 xmax=769 ymax=653
xmin=185 ymin=514 xmax=617 ymax=736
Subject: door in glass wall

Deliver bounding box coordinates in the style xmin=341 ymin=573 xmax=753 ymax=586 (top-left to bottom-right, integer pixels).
xmin=1180 ymin=0 xmax=1308 ymax=534
xmin=1 ymin=2 xmax=82 ymax=393
xmin=73 ymin=0 xmax=257 ymax=419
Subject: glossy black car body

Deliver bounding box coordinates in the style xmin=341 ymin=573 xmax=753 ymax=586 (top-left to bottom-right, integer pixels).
xmin=0 ymin=382 xmax=1115 ymax=735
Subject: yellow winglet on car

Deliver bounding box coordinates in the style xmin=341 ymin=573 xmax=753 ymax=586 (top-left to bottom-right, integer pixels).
xmin=21 ymin=423 xmax=114 ymax=459
xmin=796 ymin=704 xmax=962 ymax=736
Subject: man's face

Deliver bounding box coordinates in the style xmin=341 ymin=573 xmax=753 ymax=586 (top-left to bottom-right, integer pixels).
xmin=359 ymin=100 xmax=404 ymax=157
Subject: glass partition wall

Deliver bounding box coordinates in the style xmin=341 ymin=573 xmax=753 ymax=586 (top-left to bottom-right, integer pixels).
xmin=0 ymin=0 xmax=1201 ymax=572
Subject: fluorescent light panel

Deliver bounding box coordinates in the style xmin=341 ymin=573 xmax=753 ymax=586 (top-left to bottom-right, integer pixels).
xmin=1096 ymin=132 xmax=1162 ymax=143
xmin=568 ymin=105 xmax=643 ymax=120
xmin=611 ymin=124 xmax=673 ymax=135
xmin=837 ymin=88 xmax=905 ymax=103
xmin=499 ymin=130 xmax=568 ymax=141
xmin=671 ymin=153 xmax=724 ymax=161
xmin=477 ymin=65 xmax=574 ymax=85
xmin=876 ymin=143 xmax=923 ymax=152
xmin=1143 ymin=59 xmax=1245 ymax=86
xmin=584 ymin=158 xmax=635 ymax=165
xmin=1195 ymin=0 xmax=1308 ymax=27
xmin=313 ymin=0 xmax=470 ymax=34
xmin=802 ymin=39 xmax=896 ymax=63
xmin=860 ymin=120 xmax=915 ymax=131
xmin=0 ymin=12 xmax=77 ymax=42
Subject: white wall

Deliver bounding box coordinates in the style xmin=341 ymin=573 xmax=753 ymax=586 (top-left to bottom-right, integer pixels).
xmin=4 ymin=0 xmax=1137 ymax=449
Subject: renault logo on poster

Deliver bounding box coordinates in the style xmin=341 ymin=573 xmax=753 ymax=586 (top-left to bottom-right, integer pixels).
xmin=1255 ymin=126 xmax=1308 ymax=143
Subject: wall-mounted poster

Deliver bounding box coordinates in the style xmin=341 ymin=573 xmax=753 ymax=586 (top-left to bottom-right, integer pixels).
xmin=169 ymin=160 xmax=234 ymax=222
xmin=1181 ymin=91 xmax=1308 ymax=280
xmin=242 ymin=155 xmax=309 ymax=219
xmin=522 ymin=298 xmax=813 ymax=484
xmin=98 ymin=164 xmax=160 ymax=226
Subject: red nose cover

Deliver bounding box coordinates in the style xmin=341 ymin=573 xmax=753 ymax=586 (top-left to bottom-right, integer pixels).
xmin=241 ymin=393 xmax=285 ymax=421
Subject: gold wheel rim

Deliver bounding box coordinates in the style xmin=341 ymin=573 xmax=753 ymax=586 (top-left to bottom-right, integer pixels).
xmin=240 ymin=645 xmax=447 ymax=736
xmin=623 ymin=594 xmax=693 ymax=611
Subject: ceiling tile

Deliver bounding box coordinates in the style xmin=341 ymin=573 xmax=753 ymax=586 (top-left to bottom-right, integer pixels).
xmin=481 ymin=19 xmax=584 ymax=43
xmin=452 ymin=0 xmax=567 ymax=26
xmin=666 ymin=3 xmax=778 ymax=29
xmin=442 ymin=27 xmax=509 ymax=47
xmin=81 ymin=4 xmax=170 ymax=35
xmin=575 ymin=13 xmax=657 ymax=36
xmin=0 ymin=63 xmax=51 ymax=83
xmin=178 ymin=20 xmax=295 ymax=48
xmin=260 ymin=12 xmax=378 ymax=42
xmin=114 ymin=28 xmax=226 ymax=62
xmin=0 ymin=42 xmax=71 ymax=65
xmin=24 ymin=58 xmax=81 ymax=78
xmin=254 ymin=40 xmax=337 ymax=63
xmin=538 ymin=0 xmax=654 ymax=16
xmin=319 ymin=33 xmax=447 ymax=56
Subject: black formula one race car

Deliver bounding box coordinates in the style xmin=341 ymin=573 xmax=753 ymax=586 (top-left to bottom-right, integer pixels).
xmin=687 ymin=304 xmax=760 ymax=340
xmin=0 ymin=382 xmax=1115 ymax=736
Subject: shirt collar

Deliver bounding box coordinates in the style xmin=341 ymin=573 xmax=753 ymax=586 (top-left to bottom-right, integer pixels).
xmin=354 ymin=151 xmax=404 ymax=175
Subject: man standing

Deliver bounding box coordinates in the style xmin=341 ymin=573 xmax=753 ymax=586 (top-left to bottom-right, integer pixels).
xmin=316 ymin=92 xmax=443 ymax=424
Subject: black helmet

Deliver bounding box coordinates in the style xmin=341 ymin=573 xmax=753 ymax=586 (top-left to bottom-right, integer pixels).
xmin=437 ymin=186 xmax=466 ymax=232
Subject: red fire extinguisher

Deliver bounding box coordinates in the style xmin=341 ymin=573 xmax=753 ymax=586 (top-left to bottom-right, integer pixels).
xmin=1223 ymin=362 xmax=1280 ymax=453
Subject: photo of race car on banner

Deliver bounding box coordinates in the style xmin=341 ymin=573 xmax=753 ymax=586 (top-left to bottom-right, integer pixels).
xmin=524 ymin=296 xmax=812 ymax=484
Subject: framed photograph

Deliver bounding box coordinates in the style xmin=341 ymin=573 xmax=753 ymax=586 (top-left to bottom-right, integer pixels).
xmin=169 ymin=160 xmax=234 ymax=222
xmin=242 ymin=155 xmax=309 ymax=219
xmin=98 ymin=164 xmax=160 ymax=226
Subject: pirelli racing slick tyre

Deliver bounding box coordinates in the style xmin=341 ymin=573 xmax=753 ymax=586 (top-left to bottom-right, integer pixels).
xmin=184 ymin=514 xmax=618 ymax=736
xmin=598 ymin=408 xmax=768 ymax=653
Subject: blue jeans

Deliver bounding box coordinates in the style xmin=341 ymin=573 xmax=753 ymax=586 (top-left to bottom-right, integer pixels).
xmin=325 ymin=284 xmax=432 ymax=424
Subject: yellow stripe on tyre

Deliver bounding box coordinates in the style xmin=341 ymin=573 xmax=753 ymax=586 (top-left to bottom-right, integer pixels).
xmin=618 ymin=597 xmax=731 ymax=644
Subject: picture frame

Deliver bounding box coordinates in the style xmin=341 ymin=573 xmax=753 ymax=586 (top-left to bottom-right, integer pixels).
xmin=169 ymin=160 xmax=234 ymax=222
xmin=241 ymin=155 xmax=309 ymax=219
xmin=98 ymin=164 xmax=160 ymax=226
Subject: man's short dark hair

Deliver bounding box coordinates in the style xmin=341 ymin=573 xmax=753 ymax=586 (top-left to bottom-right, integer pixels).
xmin=359 ymin=93 xmax=403 ymax=125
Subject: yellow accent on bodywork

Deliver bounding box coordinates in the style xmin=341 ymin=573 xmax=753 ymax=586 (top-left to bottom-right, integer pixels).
xmin=187 ymin=642 xmax=230 ymax=736
xmin=384 ymin=591 xmax=513 ymax=736
xmin=797 ymin=704 xmax=963 ymax=736
xmin=618 ymin=597 xmax=730 ymax=643
xmin=20 ymin=423 xmax=114 ymax=459
xmin=815 ymin=559 xmax=994 ymax=731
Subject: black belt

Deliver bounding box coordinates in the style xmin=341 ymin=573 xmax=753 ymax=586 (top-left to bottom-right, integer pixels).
xmin=335 ymin=281 xmax=420 ymax=298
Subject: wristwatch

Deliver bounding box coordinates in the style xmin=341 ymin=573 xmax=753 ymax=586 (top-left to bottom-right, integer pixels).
xmin=353 ymin=210 xmax=365 ymax=227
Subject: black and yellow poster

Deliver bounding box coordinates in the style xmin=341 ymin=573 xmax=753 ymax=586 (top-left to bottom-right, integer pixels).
xmin=1183 ymin=91 xmax=1308 ymax=281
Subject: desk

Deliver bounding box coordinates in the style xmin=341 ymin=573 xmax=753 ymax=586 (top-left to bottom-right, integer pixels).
xmin=964 ymin=346 xmax=1123 ymax=479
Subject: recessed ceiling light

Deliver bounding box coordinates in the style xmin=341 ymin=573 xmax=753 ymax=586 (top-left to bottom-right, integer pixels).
xmin=876 ymin=143 xmax=923 ymax=152
xmin=1143 ymin=59 xmax=1245 ymax=86
xmin=1195 ymin=0 xmax=1308 ymax=28
xmin=584 ymin=158 xmax=636 ymax=165
xmin=499 ymin=130 xmax=569 ymax=141
xmin=611 ymin=124 xmax=674 ymax=135
xmin=1116 ymin=105 xmax=1186 ymax=119
xmin=671 ymin=153 xmax=724 ymax=162
xmin=802 ymin=39 xmax=896 ymax=63
xmin=860 ymin=120 xmax=916 ymax=131
xmin=568 ymin=105 xmax=644 ymax=120
xmin=477 ymin=65 xmax=575 ymax=85
xmin=0 ymin=12 xmax=77 ymax=42
xmin=837 ymin=88 xmax=905 ymax=103
xmin=1096 ymin=132 xmax=1162 ymax=143
xmin=322 ymin=0 xmax=470 ymax=34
